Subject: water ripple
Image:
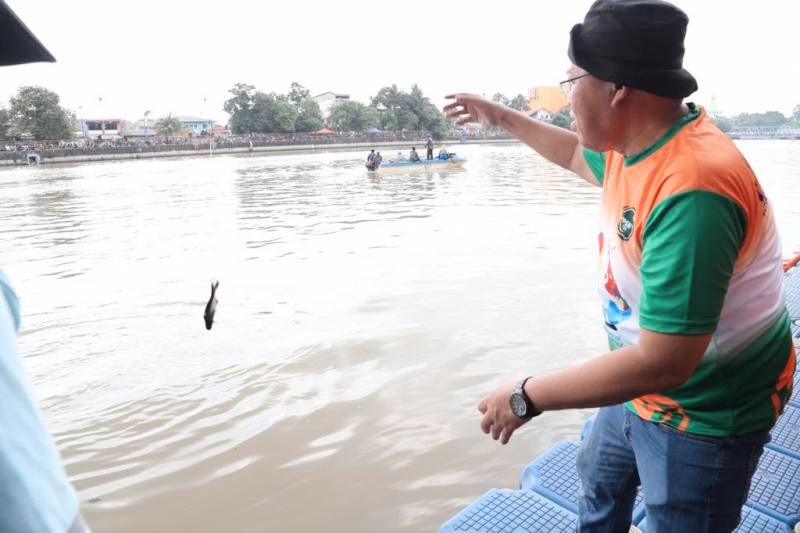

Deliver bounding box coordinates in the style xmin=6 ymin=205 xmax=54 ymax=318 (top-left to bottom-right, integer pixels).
xmin=2 ymin=141 xmax=798 ymax=532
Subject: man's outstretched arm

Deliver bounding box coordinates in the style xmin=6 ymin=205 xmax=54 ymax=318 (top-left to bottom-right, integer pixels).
xmin=444 ymin=93 xmax=599 ymax=186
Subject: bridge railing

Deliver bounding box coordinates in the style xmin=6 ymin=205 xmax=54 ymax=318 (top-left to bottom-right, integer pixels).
xmin=727 ymin=127 xmax=800 ymax=139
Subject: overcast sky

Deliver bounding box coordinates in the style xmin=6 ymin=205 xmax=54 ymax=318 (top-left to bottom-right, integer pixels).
xmin=2 ymin=0 xmax=797 ymax=124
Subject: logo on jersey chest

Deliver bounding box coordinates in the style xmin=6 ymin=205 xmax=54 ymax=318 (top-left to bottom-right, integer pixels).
xmin=617 ymin=206 xmax=636 ymax=241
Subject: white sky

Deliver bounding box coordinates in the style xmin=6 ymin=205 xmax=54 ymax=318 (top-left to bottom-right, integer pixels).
xmin=1 ymin=0 xmax=798 ymax=124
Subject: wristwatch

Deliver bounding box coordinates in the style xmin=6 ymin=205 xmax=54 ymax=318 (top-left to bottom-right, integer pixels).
xmin=509 ymin=377 xmax=542 ymax=419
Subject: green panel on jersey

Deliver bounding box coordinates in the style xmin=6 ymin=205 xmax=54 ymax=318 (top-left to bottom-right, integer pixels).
xmin=639 ymin=190 xmax=746 ymax=334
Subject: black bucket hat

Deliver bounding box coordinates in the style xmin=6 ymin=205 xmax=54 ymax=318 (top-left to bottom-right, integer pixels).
xmin=568 ymin=0 xmax=697 ymax=98
xmin=0 ymin=0 xmax=55 ymax=66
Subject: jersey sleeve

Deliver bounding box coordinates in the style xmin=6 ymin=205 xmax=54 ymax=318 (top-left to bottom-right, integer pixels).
xmin=638 ymin=189 xmax=746 ymax=334
xmin=583 ymin=148 xmax=606 ymax=184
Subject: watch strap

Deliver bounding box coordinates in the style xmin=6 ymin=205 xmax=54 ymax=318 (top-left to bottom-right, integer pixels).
xmin=519 ymin=376 xmax=542 ymax=418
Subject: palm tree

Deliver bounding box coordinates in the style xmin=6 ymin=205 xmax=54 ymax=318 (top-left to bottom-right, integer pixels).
xmin=155 ymin=113 xmax=183 ymax=139
xmin=406 ymin=84 xmax=430 ymax=132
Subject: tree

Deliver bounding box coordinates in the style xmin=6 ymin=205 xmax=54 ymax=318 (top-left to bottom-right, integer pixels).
xmin=731 ymin=111 xmax=787 ymax=128
xmin=550 ymin=107 xmax=572 ymax=129
xmin=379 ymin=109 xmax=399 ymax=131
xmin=0 ymin=108 xmax=10 ymax=139
xmin=295 ymin=99 xmax=323 ymax=132
xmin=492 ymin=93 xmax=510 ymax=106
xmin=371 ymin=85 xmax=404 ymax=110
xmin=272 ymin=96 xmax=298 ymax=133
xmin=712 ymin=115 xmax=732 ymax=132
xmin=224 ymin=83 xmax=258 ymax=134
xmin=509 ymin=94 xmax=530 ymax=112
xmin=155 ymin=114 xmax=183 ymax=137
xmin=224 ymin=85 xmax=285 ymax=133
xmin=8 ymin=86 xmax=73 ymax=140
xmin=368 ymin=84 xmax=448 ymax=135
xmin=395 ymin=108 xmax=419 ymax=130
xmin=793 ymin=105 xmax=800 ymax=125
xmin=362 ymin=107 xmax=380 ymax=130
xmin=328 ymin=100 xmax=361 ymax=131
xmin=405 ymin=84 xmax=428 ymax=130
xmin=250 ymin=92 xmax=278 ymax=133
xmin=425 ymin=110 xmax=450 ymax=139
xmin=417 ymin=101 xmax=448 ymax=138
xmin=288 ymin=82 xmax=311 ymax=108
xmin=757 ymin=111 xmax=787 ymax=127
xmin=328 ymin=100 xmax=377 ymax=131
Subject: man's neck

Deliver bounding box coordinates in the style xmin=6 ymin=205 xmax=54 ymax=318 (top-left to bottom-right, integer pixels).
xmin=618 ymin=103 xmax=690 ymax=158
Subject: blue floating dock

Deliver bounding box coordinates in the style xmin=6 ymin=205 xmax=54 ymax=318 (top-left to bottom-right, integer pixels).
xmin=791 ymin=371 xmax=800 ymax=407
xmin=518 ymin=441 xmax=645 ymax=525
xmin=439 ymin=489 xmax=576 ymax=533
xmin=768 ymin=403 xmax=800 ymax=459
xmin=441 ymin=266 xmax=800 ymax=532
xmin=729 ymin=506 xmax=792 ymax=533
xmin=786 ymin=265 xmax=800 ymax=338
xmin=638 ymin=504 xmax=792 ymax=533
xmin=746 ymin=448 xmax=800 ymax=526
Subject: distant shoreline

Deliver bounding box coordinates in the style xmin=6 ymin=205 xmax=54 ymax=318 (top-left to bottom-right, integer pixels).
xmin=1 ymin=133 xmax=786 ymax=168
xmin=0 ymin=138 xmax=522 ymax=168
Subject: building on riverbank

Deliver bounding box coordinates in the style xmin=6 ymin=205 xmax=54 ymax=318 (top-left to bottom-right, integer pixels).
xmin=176 ymin=116 xmax=214 ymax=136
xmin=312 ymin=92 xmax=350 ymax=121
xmin=78 ymin=118 xmax=125 ymax=139
xmin=77 ymin=116 xmax=217 ymax=139
xmin=527 ymin=86 xmax=567 ymax=121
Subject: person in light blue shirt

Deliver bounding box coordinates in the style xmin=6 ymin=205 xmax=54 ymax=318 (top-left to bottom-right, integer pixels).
xmin=0 ymin=270 xmax=83 ymax=532
xmin=0 ymin=2 xmax=88 ymax=531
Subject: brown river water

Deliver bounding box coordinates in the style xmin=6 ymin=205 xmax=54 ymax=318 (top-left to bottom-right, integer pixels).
xmin=2 ymin=141 xmax=800 ymax=532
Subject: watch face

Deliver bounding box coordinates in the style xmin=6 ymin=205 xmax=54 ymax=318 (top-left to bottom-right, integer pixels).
xmin=510 ymin=393 xmax=527 ymax=417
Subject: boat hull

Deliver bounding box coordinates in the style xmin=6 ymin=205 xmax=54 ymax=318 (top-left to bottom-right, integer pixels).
xmin=367 ymin=157 xmax=466 ymax=173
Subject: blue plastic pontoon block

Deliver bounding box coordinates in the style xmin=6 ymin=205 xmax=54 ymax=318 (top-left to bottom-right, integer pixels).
xmin=519 ymin=441 xmax=645 ymax=525
xmin=637 ymin=504 xmax=792 ymax=532
xmin=768 ymin=403 xmax=800 ymax=460
xmin=747 ymin=447 xmax=800 ymax=526
xmin=785 ymin=267 xmax=800 ymax=338
xmin=733 ymin=506 xmax=794 ymax=533
xmin=790 ymin=370 xmax=800 ymax=407
xmin=439 ymin=488 xmax=576 ymax=533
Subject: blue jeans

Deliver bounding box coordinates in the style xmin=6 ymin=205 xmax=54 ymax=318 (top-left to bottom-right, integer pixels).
xmin=577 ymin=405 xmax=769 ymax=533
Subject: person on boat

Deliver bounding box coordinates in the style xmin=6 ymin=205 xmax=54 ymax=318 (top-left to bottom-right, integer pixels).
xmin=426 ymin=135 xmax=434 ymax=160
xmin=0 ymin=2 xmax=90 ymax=532
xmin=445 ymin=1 xmax=792 ymax=531
xmin=395 ymin=151 xmax=406 ymax=162
xmin=409 ymin=147 xmax=421 ymax=162
xmin=366 ymin=149 xmax=377 ymax=170
xmin=373 ymin=151 xmax=382 ymax=168
xmin=438 ymin=146 xmax=449 ymax=160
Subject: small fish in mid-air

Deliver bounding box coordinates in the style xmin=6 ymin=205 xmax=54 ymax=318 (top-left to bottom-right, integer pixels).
xmin=204 ymin=280 xmax=219 ymax=330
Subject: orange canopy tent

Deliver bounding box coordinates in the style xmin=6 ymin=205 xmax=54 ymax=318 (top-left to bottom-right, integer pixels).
xmin=316 ymin=127 xmax=335 ymax=134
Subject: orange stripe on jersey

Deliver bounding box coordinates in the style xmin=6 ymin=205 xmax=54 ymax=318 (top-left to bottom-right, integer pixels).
xmin=770 ymin=344 xmax=796 ymax=419
xmin=631 ymin=393 xmax=691 ymax=431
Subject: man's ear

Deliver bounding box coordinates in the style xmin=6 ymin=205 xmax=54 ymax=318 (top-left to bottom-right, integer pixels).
xmin=610 ymin=85 xmax=630 ymax=107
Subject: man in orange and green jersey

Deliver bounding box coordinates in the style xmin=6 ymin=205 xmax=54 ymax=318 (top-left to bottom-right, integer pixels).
xmin=444 ymin=0 xmax=793 ymax=531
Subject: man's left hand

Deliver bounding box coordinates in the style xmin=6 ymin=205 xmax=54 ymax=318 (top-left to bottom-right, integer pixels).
xmin=478 ymin=380 xmax=528 ymax=445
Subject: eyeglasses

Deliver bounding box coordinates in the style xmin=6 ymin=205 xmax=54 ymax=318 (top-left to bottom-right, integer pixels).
xmin=559 ymin=73 xmax=590 ymax=98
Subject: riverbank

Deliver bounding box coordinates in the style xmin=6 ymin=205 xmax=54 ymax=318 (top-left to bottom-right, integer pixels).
xmin=0 ymin=138 xmax=521 ymax=167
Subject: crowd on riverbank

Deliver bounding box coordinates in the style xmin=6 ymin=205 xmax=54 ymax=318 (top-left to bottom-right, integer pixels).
xmin=0 ymin=130 xmax=513 ymax=157
xmin=0 ymin=129 xmax=517 ymax=165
